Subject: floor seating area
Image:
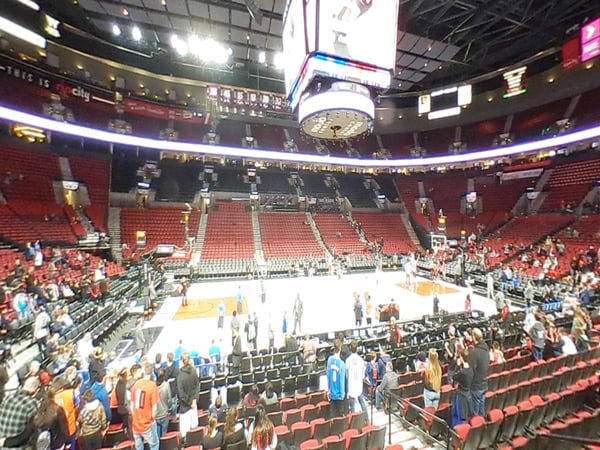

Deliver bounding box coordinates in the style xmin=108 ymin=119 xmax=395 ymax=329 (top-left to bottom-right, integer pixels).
xmin=259 ymin=212 xmax=325 ymax=259
xmin=120 ymin=207 xmax=200 ymax=251
xmin=352 ymin=212 xmax=417 ymax=254
xmin=201 ymin=202 xmax=254 ymax=260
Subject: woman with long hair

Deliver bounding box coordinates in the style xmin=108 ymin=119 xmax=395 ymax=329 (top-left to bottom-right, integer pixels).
xmin=202 ymin=414 xmax=223 ymax=450
xmin=251 ymin=407 xmax=277 ymax=450
xmin=34 ymin=386 xmax=69 ymax=450
xmin=423 ymin=349 xmax=442 ymax=410
xmin=222 ymin=407 xmax=246 ymax=449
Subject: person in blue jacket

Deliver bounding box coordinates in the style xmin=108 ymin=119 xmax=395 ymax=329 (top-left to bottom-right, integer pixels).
xmin=326 ymin=339 xmax=346 ymax=418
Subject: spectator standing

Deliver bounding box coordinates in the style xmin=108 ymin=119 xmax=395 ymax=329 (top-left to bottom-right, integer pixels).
xmin=164 ymin=352 xmax=179 ymax=418
xmin=375 ymin=361 xmax=398 ymax=412
xmin=364 ymin=352 xmax=379 ymax=396
xmin=423 ymin=349 xmax=442 ymax=410
xmin=177 ymin=354 xmax=199 ymax=439
xmin=114 ymin=369 xmax=130 ymax=435
xmin=217 ymin=299 xmax=225 ymax=329
xmin=88 ymin=347 xmax=106 ymax=384
xmin=155 ymin=369 xmax=172 ymax=438
xmin=326 ymin=339 xmax=346 ymax=418
xmin=53 ymin=376 xmax=79 ymax=450
xmin=236 ymin=286 xmax=243 ymax=314
xmin=134 ymin=319 xmax=146 ymax=357
xmin=451 ymin=349 xmax=473 ymax=426
xmin=77 ymin=389 xmax=107 ymax=450
xmin=34 ymin=386 xmax=68 ymax=450
xmin=0 ymin=377 xmax=40 ymax=450
xmin=469 ymin=328 xmax=489 ymax=416
xmin=230 ymin=311 xmax=240 ymax=347
xmin=529 ymin=313 xmax=546 ymax=361
xmin=556 ymin=328 xmax=577 ymax=355
xmin=76 ymin=332 xmax=94 ymax=371
xmin=364 ymin=293 xmax=374 ymax=326
xmin=299 ymin=335 xmax=317 ymax=374
xmin=292 ymin=294 xmax=303 ymax=335
xmin=130 ymin=363 xmax=159 ymax=450
xmin=346 ymin=341 xmax=367 ymax=418
xmin=464 ymin=294 xmax=472 ymax=312
xmin=33 ymin=308 xmax=51 ymax=355
xmin=353 ymin=293 xmax=363 ymax=327
xmin=90 ymin=371 xmax=111 ymax=423
xmin=433 ymin=294 xmax=440 ymax=315
xmin=486 ymin=273 xmax=494 ymax=300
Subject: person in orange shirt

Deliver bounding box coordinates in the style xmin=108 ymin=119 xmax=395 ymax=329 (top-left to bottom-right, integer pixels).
xmin=130 ymin=363 xmax=159 ymax=450
xmin=53 ymin=376 xmax=79 ymax=450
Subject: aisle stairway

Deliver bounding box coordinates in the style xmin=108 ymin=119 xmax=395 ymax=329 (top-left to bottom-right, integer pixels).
xmin=400 ymin=212 xmax=423 ymax=250
xmin=193 ymin=213 xmax=208 ymax=258
xmin=108 ymin=207 xmax=122 ymax=262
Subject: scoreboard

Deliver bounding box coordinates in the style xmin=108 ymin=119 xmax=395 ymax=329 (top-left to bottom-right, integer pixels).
xmin=581 ymin=17 xmax=600 ymax=63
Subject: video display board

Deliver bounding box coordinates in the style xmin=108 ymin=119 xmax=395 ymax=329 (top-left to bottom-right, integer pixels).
xmin=282 ymin=0 xmax=400 ymax=110
xmin=581 ymin=17 xmax=600 ymax=63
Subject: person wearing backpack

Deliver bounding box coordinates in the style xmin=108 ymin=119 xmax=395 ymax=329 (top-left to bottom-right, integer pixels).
xmin=77 ymin=389 xmax=107 ymax=450
xmin=34 ymin=386 xmax=68 ymax=450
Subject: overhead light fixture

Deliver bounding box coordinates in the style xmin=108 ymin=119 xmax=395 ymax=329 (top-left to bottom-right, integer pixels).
xmin=258 ymin=50 xmax=266 ymax=64
xmin=112 ymin=24 xmax=121 ymax=36
xmin=171 ymin=35 xmax=188 ymax=56
xmin=244 ymin=0 xmax=263 ymax=26
xmin=43 ymin=14 xmax=61 ymax=38
xmin=17 ymin=0 xmax=40 ymax=11
xmin=131 ymin=25 xmax=142 ymax=41
xmin=0 ymin=16 xmax=46 ymax=48
xmin=197 ymin=39 xmax=229 ymax=64
xmin=273 ymin=52 xmax=284 ymax=70
xmin=122 ymin=8 xmax=129 ymax=16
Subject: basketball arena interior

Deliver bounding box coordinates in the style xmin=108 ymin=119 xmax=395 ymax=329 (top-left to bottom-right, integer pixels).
xmin=0 ymin=0 xmax=600 ymax=449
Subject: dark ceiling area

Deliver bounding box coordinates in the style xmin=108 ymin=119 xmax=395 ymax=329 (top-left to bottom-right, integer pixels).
xmin=36 ymin=0 xmax=600 ymax=96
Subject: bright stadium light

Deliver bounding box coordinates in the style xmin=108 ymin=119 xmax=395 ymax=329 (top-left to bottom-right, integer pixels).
xmin=112 ymin=24 xmax=121 ymax=36
xmin=0 ymin=16 xmax=46 ymax=48
xmin=258 ymin=50 xmax=266 ymax=64
xmin=273 ymin=52 xmax=284 ymax=70
xmin=0 ymin=105 xmax=600 ymax=169
xmin=131 ymin=25 xmax=142 ymax=41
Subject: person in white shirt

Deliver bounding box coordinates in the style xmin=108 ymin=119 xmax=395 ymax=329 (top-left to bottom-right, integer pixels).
xmin=345 ymin=341 xmax=368 ymax=419
xmin=557 ymin=328 xmax=577 ymax=355
xmin=77 ymin=332 xmax=95 ymax=370
xmin=33 ymin=308 xmax=51 ymax=354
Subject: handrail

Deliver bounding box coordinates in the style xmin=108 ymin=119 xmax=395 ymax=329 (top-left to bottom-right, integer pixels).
xmin=386 ymin=389 xmax=455 ymax=450
xmin=538 ymin=432 xmax=600 ymax=447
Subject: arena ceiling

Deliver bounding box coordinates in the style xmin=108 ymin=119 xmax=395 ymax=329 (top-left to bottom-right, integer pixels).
xmin=38 ymin=0 xmax=600 ymax=95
